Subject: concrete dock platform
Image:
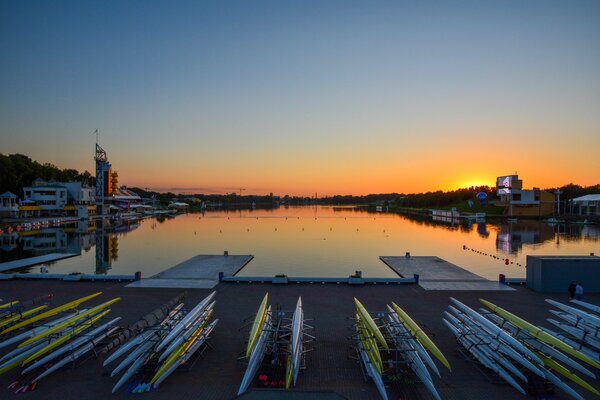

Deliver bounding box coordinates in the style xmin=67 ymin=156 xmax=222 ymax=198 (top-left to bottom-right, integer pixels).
xmin=0 ymin=280 xmax=598 ymax=399
xmin=127 ymin=254 xmax=253 ymax=289
xmin=381 ymin=256 xmax=514 ymax=291
xmin=0 ymin=253 xmax=79 ymax=272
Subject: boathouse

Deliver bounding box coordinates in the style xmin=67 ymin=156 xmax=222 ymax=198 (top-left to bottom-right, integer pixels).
xmin=571 ymin=194 xmax=600 ymax=216
xmin=526 ymin=255 xmax=600 ymax=293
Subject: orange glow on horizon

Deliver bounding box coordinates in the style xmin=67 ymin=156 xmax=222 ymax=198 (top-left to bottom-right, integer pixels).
xmin=44 ymin=125 xmax=600 ymax=197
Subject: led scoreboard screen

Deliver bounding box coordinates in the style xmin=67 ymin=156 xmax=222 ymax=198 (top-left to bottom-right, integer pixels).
xmin=497 ymin=176 xmax=512 ymax=195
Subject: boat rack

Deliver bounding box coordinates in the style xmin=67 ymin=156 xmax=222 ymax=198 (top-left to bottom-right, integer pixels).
xmin=239 ymin=304 xmax=314 ymax=390
xmin=97 ymin=301 xmax=214 ymax=384
xmin=454 ymin=343 xmax=507 ymax=386
xmin=137 ymin=340 xmax=213 ymax=375
xmin=453 ymin=339 xmax=555 ymax=397
xmin=57 ymin=326 xmax=121 ymax=370
xmin=4 ymin=316 xmax=121 ymax=393
xmin=350 ymin=310 xmax=427 ymax=386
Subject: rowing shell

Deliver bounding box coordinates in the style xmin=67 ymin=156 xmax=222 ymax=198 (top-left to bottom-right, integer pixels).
xmin=357 ymin=329 xmax=388 ymax=400
xmin=22 ymin=309 xmax=111 ymax=366
xmin=386 ymin=311 xmax=440 ymax=400
xmin=451 ymin=297 xmax=541 ymax=364
xmin=0 ymin=306 xmax=48 ymax=329
xmin=539 ymin=353 xmax=600 ymax=397
xmin=446 ymin=307 xmax=545 ymax=379
xmin=354 ymin=298 xmax=388 ymax=350
xmin=19 ymin=298 xmax=120 ymax=348
xmin=546 ymin=299 xmax=600 ymax=329
xmin=1 ymin=292 xmax=102 ymax=335
xmin=155 ymin=291 xmax=216 ymax=353
xmin=480 ymin=298 xmax=600 ymax=370
xmin=572 ymin=300 xmax=600 ymax=315
xmin=443 ymin=318 xmax=525 ymax=395
xmin=444 ymin=311 xmax=528 ymax=383
xmin=483 ymin=311 xmax=597 ymax=380
xmin=103 ymin=303 xmax=184 ymax=367
xmin=238 ymin=306 xmax=271 ymax=395
xmin=22 ymin=317 xmax=121 ymax=374
xmin=152 ymin=319 xmax=218 ymax=389
xmin=0 ymin=311 xmax=83 ymax=354
xmin=386 ymin=305 xmax=440 ymax=378
xmin=392 ymin=302 xmax=450 ymax=371
xmin=246 ymin=292 xmax=269 ymax=358
xmin=356 ymin=313 xmax=383 ymax=374
xmin=291 ymin=296 xmax=303 ymax=386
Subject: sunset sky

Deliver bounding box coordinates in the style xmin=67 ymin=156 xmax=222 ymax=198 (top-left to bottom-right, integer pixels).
xmin=1 ymin=1 xmax=599 ymax=195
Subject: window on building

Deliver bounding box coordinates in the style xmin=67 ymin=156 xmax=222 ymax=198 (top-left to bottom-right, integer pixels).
xmin=512 ymin=194 xmax=521 ymax=201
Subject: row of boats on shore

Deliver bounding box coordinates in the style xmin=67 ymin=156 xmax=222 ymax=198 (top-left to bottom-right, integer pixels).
xmin=0 ymin=291 xmax=217 ymax=393
xmin=348 ymin=296 xmax=600 ymax=400
xmin=238 ymin=293 xmax=310 ymax=395
xmin=1 ymin=291 xmax=600 ymax=398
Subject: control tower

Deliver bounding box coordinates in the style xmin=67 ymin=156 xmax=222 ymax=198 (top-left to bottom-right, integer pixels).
xmin=94 ymin=143 xmax=112 ymax=215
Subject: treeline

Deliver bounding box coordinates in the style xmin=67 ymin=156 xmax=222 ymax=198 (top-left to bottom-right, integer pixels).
xmin=394 ymin=186 xmax=495 ymax=208
xmin=128 ymin=187 xmax=278 ymax=205
xmin=0 ymin=153 xmax=94 ymax=196
xmin=328 ymin=193 xmax=401 ymax=205
xmin=545 ymin=183 xmax=600 ymax=199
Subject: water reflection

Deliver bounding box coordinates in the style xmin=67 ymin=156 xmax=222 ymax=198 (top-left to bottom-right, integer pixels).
xmin=0 ymin=207 xmax=598 ymax=279
xmin=495 ymin=220 xmax=555 ymax=254
xmin=0 ymin=218 xmax=141 ymax=274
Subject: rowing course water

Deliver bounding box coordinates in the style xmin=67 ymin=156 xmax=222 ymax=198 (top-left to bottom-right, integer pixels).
xmin=1 ymin=206 xmax=598 ymax=279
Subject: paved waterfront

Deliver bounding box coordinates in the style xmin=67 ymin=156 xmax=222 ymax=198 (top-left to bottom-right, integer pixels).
xmin=0 ymin=280 xmax=598 ymax=399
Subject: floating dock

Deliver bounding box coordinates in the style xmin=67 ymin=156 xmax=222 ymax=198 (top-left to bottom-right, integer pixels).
xmin=127 ymin=254 xmax=253 ymax=289
xmin=381 ymin=256 xmax=514 ymax=291
xmin=0 ymin=253 xmax=79 ymax=272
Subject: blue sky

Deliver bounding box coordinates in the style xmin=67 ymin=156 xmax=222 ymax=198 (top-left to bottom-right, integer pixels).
xmin=1 ymin=1 xmax=599 ymax=194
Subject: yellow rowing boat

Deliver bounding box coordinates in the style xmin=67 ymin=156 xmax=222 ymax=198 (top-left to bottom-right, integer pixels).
xmin=0 ymin=305 xmax=48 ymax=329
xmin=246 ymin=293 xmax=269 ymax=358
xmin=392 ymin=302 xmax=451 ymax=371
xmin=19 ymin=298 xmax=120 ymax=347
xmin=354 ymin=298 xmax=388 ymax=351
xmin=1 ymin=292 xmax=102 ymax=335
xmin=480 ymin=298 xmax=600 ymax=370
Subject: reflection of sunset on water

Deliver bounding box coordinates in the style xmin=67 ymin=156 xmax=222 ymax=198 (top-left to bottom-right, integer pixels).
xmin=34 ymin=207 xmax=599 ymax=280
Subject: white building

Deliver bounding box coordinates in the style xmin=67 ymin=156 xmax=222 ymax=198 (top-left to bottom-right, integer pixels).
xmin=0 ymin=192 xmax=19 ymax=217
xmin=61 ymin=182 xmax=94 ymax=204
xmin=22 ymin=179 xmax=95 ymax=214
xmin=23 ymin=184 xmax=68 ymax=211
xmin=572 ymin=194 xmax=600 ymax=216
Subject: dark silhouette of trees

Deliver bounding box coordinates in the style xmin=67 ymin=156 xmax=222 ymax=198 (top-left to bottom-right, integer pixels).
xmin=0 ymin=153 xmax=95 ymax=197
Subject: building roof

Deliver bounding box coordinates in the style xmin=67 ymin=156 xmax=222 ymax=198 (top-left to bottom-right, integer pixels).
xmin=572 ymin=194 xmax=600 ymax=202
xmin=0 ymin=192 xmax=17 ymax=198
xmin=114 ymin=187 xmax=141 ymax=201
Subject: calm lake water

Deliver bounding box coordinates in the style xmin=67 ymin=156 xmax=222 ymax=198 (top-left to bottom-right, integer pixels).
xmin=1 ymin=206 xmax=598 ymax=280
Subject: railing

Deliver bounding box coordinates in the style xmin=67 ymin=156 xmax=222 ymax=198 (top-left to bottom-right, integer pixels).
xmin=220 ymin=273 xmax=419 ymax=285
